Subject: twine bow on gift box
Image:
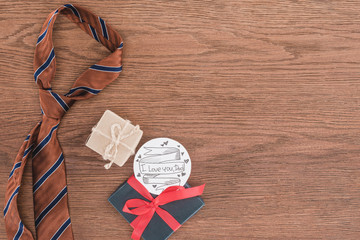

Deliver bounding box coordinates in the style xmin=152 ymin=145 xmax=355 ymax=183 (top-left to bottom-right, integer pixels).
xmin=92 ymin=120 xmax=140 ymax=169
xmin=123 ymin=175 xmax=205 ymax=240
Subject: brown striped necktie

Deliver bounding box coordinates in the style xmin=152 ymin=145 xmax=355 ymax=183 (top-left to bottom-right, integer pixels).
xmin=4 ymin=4 xmax=123 ymax=240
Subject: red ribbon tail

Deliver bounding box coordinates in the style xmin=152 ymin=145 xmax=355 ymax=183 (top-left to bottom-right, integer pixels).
xmin=130 ymin=210 xmax=155 ymax=240
xmin=131 ymin=229 xmax=142 ymax=240
xmin=156 ymin=207 xmax=181 ymax=231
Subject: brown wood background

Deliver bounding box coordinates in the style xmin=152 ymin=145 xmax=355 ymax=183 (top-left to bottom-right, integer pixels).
xmin=1 ymin=0 xmax=360 ymax=239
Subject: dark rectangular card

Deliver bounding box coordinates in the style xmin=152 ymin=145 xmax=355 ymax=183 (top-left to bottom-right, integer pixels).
xmin=108 ymin=180 xmax=205 ymax=240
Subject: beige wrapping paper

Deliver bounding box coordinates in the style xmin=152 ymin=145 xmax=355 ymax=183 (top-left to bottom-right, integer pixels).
xmin=86 ymin=110 xmax=143 ymax=169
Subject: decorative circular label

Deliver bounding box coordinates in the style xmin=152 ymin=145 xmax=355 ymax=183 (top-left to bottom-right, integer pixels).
xmin=133 ymin=138 xmax=192 ymax=195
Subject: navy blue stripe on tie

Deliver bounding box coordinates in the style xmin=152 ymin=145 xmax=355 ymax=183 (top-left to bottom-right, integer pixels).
xmin=32 ymin=124 xmax=59 ymax=158
xmin=88 ymin=24 xmax=99 ymax=42
xmin=37 ymin=9 xmax=59 ymax=45
xmin=3 ymin=186 xmax=20 ymax=217
xmin=51 ymin=217 xmax=71 ymax=240
xmin=65 ymin=86 xmax=101 ymax=96
xmin=25 ymin=135 xmax=30 ymax=141
xmin=49 ymin=91 xmax=69 ymax=111
xmin=118 ymin=42 xmax=123 ymax=49
xmin=13 ymin=221 xmax=24 ymax=240
xmin=89 ymin=64 xmax=122 ymax=72
xmin=64 ymin=4 xmax=83 ymax=22
xmin=98 ymin=17 xmax=108 ymax=40
xmin=8 ymin=162 xmax=21 ymax=180
xmin=33 ymin=153 xmax=64 ymax=193
xmin=35 ymin=186 xmax=68 ymax=228
xmin=34 ymin=48 xmax=55 ymax=83
xmin=37 ymin=29 xmax=48 ymax=45
xmin=23 ymin=144 xmax=33 ymax=158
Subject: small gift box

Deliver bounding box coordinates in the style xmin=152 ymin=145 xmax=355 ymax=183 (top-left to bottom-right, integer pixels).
xmin=108 ymin=175 xmax=205 ymax=240
xmin=86 ymin=110 xmax=143 ymax=169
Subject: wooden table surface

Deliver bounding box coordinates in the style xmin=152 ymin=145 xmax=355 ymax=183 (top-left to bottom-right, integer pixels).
xmin=1 ymin=1 xmax=360 ymax=239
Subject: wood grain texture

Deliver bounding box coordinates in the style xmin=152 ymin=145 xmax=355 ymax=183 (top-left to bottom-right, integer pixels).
xmin=1 ymin=0 xmax=360 ymax=239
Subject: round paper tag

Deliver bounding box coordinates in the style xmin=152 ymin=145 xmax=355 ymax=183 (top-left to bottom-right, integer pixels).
xmin=133 ymin=138 xmax=192 ymax=195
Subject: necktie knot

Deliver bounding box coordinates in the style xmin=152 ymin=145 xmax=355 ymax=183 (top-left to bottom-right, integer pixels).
xmin=39 ymin=89 xmax=74 ymax=119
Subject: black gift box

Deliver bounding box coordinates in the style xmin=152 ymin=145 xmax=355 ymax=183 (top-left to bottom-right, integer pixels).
xmin=108 ymin=178 xmax=205 ymax=240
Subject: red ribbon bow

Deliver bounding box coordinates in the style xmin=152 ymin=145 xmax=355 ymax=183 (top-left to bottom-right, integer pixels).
xmin=123 ymin=175 xmax=205 ymax=240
